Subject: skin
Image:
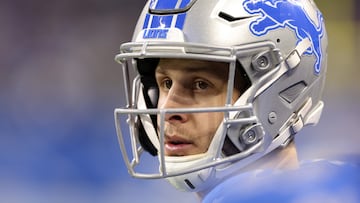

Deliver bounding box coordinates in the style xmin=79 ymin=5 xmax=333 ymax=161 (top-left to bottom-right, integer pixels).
xmin=155 ymin=58 xmax=241 ymax=156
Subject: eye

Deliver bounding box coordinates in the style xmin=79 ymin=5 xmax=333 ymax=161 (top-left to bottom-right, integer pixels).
xmin=164 ymin=79 xmax=172 ymax=89
xmin=194 ymin=81 xmax=209 ymax=90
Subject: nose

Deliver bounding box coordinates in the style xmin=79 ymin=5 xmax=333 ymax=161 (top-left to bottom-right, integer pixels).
xmin=159 ymin=84 xmax=191 ymax=123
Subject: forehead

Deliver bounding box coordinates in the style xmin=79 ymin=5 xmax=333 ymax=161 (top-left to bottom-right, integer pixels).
xmin=156 ymin=58 xmax=229 ymax=73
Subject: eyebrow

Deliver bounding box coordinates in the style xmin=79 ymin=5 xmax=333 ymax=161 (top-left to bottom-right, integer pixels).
xmin=155 ymin=64 xmax=227 ymax=75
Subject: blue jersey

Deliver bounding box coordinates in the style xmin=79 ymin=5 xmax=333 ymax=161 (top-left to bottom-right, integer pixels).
xmin=202 ymin=158 xmax=360 ymax=203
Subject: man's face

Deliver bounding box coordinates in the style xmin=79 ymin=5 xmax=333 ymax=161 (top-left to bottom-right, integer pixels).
xmin=155 ymin=58 xmax=241 ymax=156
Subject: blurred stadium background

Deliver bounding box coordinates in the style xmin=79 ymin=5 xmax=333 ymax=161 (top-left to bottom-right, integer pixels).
xmin=0 ymin=0 xmax=359 ymax=202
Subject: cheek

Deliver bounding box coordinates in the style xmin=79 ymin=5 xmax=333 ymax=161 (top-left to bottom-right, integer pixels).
xmin=216 ymin=87 xmax=241 ymax=105
xmin=196 ymin=112 xmax=224 ymax=139
xmin=157 ymin=93 xmax=166 ymax=108
xmin=232 ymin=89 xmax=241 ymax=103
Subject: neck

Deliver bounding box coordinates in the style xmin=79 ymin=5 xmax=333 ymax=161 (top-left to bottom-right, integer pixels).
xmin=243 ymin=141 xmax=299 ymax=172
xmin=196 ymin=141 xmax=299 ymax=200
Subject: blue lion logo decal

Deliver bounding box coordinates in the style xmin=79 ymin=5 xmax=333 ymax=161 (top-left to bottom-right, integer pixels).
xmin=243 ymin=0 xmax=324 ymax=74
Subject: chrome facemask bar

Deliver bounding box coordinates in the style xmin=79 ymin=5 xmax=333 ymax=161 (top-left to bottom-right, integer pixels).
xmin=114 ymin=105 xmax=267 ymax=179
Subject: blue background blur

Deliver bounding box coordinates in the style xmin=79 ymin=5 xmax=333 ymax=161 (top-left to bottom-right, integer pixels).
xmin=1 ymin=0 xmax=359 ymax=202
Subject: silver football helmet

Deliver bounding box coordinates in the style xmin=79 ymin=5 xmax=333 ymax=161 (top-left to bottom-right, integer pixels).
xmin=114 ymin=0 xmax=327 ymax=192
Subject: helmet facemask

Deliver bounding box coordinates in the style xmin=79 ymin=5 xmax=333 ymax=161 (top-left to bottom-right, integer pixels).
xmin=114 ymin=41 xmax=288 ymax=190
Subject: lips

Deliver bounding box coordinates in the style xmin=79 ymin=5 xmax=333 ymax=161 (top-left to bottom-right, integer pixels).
xmin=164 ymin=136 xmax=194 ymax=156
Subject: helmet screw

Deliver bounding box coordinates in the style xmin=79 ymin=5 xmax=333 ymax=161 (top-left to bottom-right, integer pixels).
xmin=243 ymin=129 xmax=257 ymax=144
xmin=257 ymin=56 xmax=269 ymax=69
xmin=268 ymin=111 xmax=277 ymax=124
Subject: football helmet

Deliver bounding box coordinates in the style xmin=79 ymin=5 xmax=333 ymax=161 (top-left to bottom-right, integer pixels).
xmin=114 ymin=0 xmax=327 ymax=192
